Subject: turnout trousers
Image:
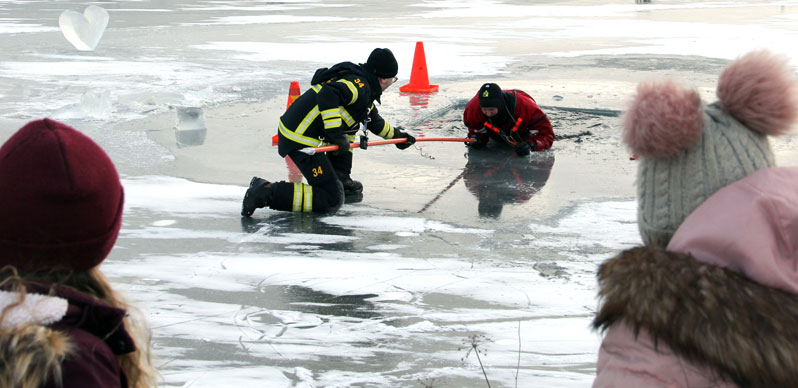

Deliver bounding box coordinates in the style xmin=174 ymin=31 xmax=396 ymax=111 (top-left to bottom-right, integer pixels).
xmin=268 ymin=149 xmax=345 ymax=213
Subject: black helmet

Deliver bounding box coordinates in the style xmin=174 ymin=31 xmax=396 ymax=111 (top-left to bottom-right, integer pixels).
xmin=365 ymin=48 xmax=398 ymax=78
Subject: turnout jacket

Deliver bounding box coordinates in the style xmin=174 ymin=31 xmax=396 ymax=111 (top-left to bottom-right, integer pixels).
xmin=277 ymin=61 xmax=402 ymax=157
xmin=0 ymin=283 xmax=135 ymax=388
xmin=593 ymin=167 xmax=798 ymax=387
xmin=463 ymin=89 xmax=554 ymax=151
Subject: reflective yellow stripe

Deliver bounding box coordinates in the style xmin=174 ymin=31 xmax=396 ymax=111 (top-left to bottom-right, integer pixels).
xmin=292 ymin=183 xmax=304 ymax=211
xmin=303 ymin=185 xmax=313 ymax=212
xmin=312 ymin=84 xmax=322 ymax=93
xmin=279 ymin=120 xmax=322 ymax=148
xmin=291 ymin=183 xmax=314 ymax=212
xmin=297 ymin=106 xmax=320 ymax=136
xmin=323 ymin=120 xmax=342 ymax=130
xmin=377 ymin=121 xmax=394 ymax=138
xmin=320 ymin=108 xmax=342 ymax=129
xmin=336 ymin=79 xmax=358 ymax=105
xmin=320 ymin=108 xmax=339 ymax=118
xmin=341 ymin=108 xmax=356 ymax=127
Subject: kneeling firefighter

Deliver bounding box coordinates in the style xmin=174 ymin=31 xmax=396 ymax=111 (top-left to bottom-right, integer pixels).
xmin=241 ymin=48 xmax=416 ymax=216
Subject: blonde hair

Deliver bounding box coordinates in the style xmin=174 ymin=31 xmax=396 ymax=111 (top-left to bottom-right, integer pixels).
xmin=0 ymin=265 xmax=158 ymax=387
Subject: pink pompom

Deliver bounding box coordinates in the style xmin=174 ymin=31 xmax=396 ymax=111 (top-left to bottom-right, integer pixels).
xmin=622 ymin=80 xmax=704 ymax=159
xmin=717 ymin=50 xmax=798 ymax=136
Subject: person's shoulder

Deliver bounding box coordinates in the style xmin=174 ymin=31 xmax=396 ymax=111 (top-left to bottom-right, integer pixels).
xmin=56 ymin=326 xmax=124 ymax=387
xmin=513 ymin=89 xmax=536 ymax=102
xmin=514 ymin=90 xmax=544 ymax=112
xmin=463 ymin=97 xmax=482 ymax=121
xmin=335 ymin=72 xmax=371 ymax=94
xmin=464 ymin=94 xmax=480 ymax=109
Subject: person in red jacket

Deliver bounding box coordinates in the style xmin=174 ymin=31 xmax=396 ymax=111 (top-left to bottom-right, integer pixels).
xmin=463 ymin=83 xmax=554 ymax=155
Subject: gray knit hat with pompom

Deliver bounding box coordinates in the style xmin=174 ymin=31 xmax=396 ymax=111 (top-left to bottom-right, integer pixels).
xmin=622 ymin=50 xmax=798 ymax=248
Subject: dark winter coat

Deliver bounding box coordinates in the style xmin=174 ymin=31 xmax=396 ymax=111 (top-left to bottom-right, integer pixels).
xmin=0 ymin=283 xmax=135 ymax=388
xmin=463 ymin=89 xmax=555 ymax=151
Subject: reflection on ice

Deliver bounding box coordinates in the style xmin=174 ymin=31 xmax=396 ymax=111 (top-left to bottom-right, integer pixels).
xmin=463 ymin=150 xmax=555 ymax=219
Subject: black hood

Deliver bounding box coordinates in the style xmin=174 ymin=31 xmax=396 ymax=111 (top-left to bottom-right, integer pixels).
xmin=486 ymin=91 xmax=516 ymax=127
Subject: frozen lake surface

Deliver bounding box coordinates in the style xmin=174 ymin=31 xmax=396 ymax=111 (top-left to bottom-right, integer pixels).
xmin=2 ymin=1 xmax=798 ymax=386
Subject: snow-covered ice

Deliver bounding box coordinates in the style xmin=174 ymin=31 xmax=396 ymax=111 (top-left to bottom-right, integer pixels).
xmin=2 ymin=0 xmax=797 ymax=386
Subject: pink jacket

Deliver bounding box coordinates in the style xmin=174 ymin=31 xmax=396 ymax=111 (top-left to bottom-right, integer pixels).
xmin=593 ymin=167 xmax=798 ymax=387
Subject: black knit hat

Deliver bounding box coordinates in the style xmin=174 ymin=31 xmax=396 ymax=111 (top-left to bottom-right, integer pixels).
xmin=365 ymin=48 xmax=398 ymax=78
xmin=478 ymin=83 xmax=504 ymax=108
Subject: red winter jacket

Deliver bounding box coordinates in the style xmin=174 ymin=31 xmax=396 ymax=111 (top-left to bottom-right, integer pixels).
xmin=0 ymin=283 xmax=135 ymax=388
xmin=463 ymin=89 xmax=554 ymax=151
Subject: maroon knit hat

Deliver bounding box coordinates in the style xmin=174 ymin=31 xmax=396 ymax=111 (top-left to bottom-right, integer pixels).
xmin=0 ymin=119 xmax=124 ymax=270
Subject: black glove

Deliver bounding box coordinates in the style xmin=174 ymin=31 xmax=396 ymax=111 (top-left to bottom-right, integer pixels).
xmin=514 ymin=141 xmax=533 ymax=156
xmin=395 ymin=131 xmax=416 ymax=150
xmin=466 ymin=135 xmax=486 ymax=149
xmin=328 ymin=135 xmax=349 ymax=157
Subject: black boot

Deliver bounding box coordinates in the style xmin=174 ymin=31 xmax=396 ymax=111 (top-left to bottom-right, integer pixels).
xmin=336 ymin=171 xmax=363 ymax=195
xmin=241 ymin=176 xmax=272 ymax=217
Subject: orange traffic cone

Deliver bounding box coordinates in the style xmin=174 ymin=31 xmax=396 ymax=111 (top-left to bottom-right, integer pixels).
xmin=269 ymin=81 xmax=304 ymax=182
xmin=272 ymin=81 xmax=301 ymax=146
xmin=400 ymin=41 xmax=438 ymax=93
xmin=285 ymin=81 xmax=301 ymax=110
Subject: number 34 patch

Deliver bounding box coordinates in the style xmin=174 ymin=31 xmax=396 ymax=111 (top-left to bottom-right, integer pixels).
xmin=312 ymin=165 xmax=324 ymax=177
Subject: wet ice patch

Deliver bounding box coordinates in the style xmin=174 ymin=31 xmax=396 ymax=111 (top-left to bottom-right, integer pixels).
xmin=103 ymin=187 xmax=633 ymax=387
xmin=160 ymin=364 xmax=290 ymax=388
xmin=412 ymin=1 xmax=756 ymax=19
xmin=187 ymin=15 xmax=347 ymax=26
xmin=192 ymin=41 xmax=512 ymax=79
xmin=0 ymin=20 xmax=57 ymax=34
xmin=367 ymin=244 xmax=403 ymax=250
xmin=121 ymin=227 xmax=240 ymax=240
xmin=273 ymin=233 xmax=355 ymax=244
xmin=527 ymin=200 xmax=639 ymax=250
xmin=0 ymin=59 xmax=231 ymax=122
xmin=323 ymin=215 xmax=493 ymax=234
xmin=284 ymin=244 xmax=322 ymax=250
xmin=122 ymin=176 xmax=243 ymax=217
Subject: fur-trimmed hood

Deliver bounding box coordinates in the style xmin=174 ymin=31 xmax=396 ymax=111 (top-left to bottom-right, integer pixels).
xmin=1 ymin=284 xmax=136 ymax=388
xmin=0 ymin=290 xmax=72 ymax=388
xmin=594 ymin=167 xmax=798 ymax=387
xmin=594 ymin=246 xmax=798 ymax=387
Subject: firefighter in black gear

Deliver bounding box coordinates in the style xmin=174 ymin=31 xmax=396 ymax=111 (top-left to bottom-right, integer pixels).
xmin=242 ymin=48 xmax=416 ymax=216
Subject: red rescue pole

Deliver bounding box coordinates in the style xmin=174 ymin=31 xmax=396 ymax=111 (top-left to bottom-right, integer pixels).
xmin=301 ymin=137 xmax=475 ymax=155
